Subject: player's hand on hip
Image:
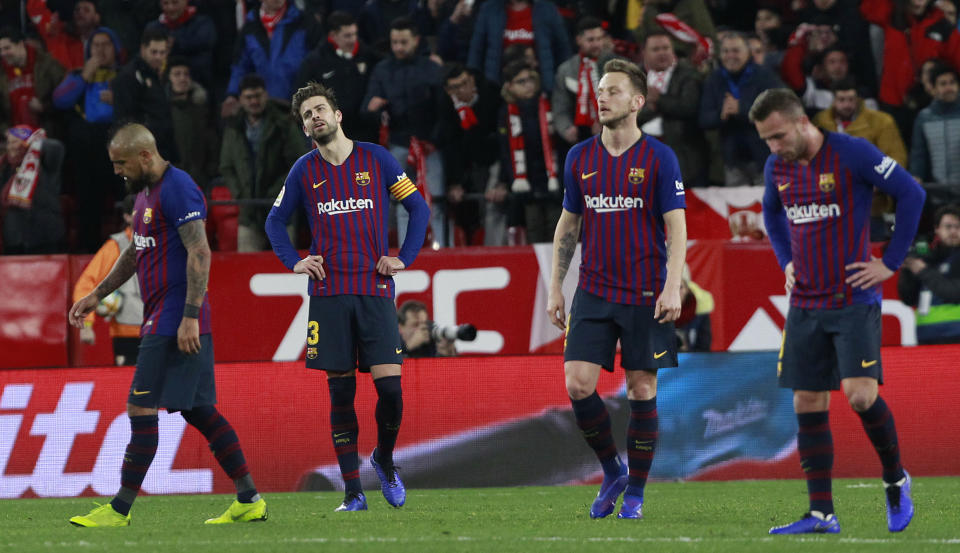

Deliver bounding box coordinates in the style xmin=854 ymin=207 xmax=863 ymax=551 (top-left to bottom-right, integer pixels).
xmin=177 ymin=317 xmax=202 ymax=354
xmin=654 ymin=288 xmax=682 ymax=323
xmin=784 ymin=261 xmax=796 ymax=294
xmin=294 ymin=255 xmax=326 ymax=280
xmin=546 ymin=289 xmax=566 ymax=330
xmin=376 ymin=256 xmax=405 ymax=276
xmin=68 ymin=294 xmax=99 ymax=328
xmin=845 ymin=257 xmax=893 ymax=289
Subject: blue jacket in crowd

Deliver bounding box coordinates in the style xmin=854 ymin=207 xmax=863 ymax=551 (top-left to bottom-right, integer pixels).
xmin=227 ymin=3 xmax=309 ymax=101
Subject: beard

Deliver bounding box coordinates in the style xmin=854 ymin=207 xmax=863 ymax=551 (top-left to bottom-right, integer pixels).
xmin=124 ymin=174 xmax=151 ymax=194
xmin=310 ymin=120 xmax=339 ymax=145
xmin=599 ymin=108 xmax=634 ymax=129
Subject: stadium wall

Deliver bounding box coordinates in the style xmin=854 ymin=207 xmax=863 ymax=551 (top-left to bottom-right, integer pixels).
xmin=0 ymin=348 xmax=956 ymax=499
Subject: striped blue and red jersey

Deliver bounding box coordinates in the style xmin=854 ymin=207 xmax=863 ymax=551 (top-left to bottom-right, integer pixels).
xmin=762 ymin=132 xmax=925 ymax=309
xmin=562 ymin=134 xmax=686 ymax=305
xmin=132 ymin=165 xmax=212 ymax=336
xmin=266 ymin=141 xmax=429 ymax=298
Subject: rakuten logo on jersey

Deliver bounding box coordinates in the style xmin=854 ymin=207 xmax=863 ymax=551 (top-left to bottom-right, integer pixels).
xmin=317 ymin=197 xmax=374 ymax=215
xmin=785 ymin=202 xmax=840 ymax=224
xmin=133 ymin=232 xmax=156 ymax=249
xmin=584 ymin=194 xmax=644 ymax=213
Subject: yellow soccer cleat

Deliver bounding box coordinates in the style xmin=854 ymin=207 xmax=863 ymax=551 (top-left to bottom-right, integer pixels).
xmin=204 ymin=498 xmax=268 ymax=524
xmin=69 ymin=503 xmax=131 ymax=527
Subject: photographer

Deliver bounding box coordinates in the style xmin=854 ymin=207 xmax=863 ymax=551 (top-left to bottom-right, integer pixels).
xmin=397 ymin=300 xmax=476 ymax=357
xmin=898 ymin=204 xmax=960 ymax=345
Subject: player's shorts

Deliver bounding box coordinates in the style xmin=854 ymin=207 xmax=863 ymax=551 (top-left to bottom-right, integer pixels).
xmin=306 ymin=295 xmax=404 ymax=373
xmin=128 ymin=334 xmax=216 ymax=412
xmin=778 ymin=303 xmax=883 ymax=391
xmin=564 ymin=288 xmax=677 ymax=372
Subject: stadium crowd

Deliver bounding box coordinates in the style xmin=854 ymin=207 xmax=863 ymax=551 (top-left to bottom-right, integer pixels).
xmin=0 ymin=0 xmax=959 ymax=253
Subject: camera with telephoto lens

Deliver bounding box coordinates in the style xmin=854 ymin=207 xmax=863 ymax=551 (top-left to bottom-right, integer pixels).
xmin=429 ymin=321 xmax=478 ymax=342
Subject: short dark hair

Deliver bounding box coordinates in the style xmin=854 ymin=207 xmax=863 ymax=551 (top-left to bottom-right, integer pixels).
xmin=748 ymin=87 xmax=804 ymax=123
xmin=389 ymin=16 xmax=418 ymax=35
xmin=602 ymin=58 xmax=647 ymax=96
xmin=239 ymin=73 xmax=266 ymax=93
xmin=0 ymin=27 xmax=24 ymax=43
xmin=443 ymin=62 xmax=468 ymax=85
xmin=931 ymin=64 xmax=960 ymax=87
xmin=140 ymin=26 xmax=168 ymax=46
xmin=935 ymin=204 xmax=960 ymax=227
xmin=642 ymin=29 xmax=673 ymax=48
xmin=167 ymin=56 xmax=190 ymax=71
xmin=501 ymin=59 xmax=535 ymax=85
xmin=291 ymin=81 xmax=339 ymax=119
xmin=719 ymin=31 xmax=750 ymax=50
xmin=830 ymin=76 xmax=858 ymax=94
xmin=326 ymin=10 xmax=356 ymax=33
xmin=397 ymin=300 xmax=427 ymax=324
xmin=576 ymin=16 xmax=604 ymax=36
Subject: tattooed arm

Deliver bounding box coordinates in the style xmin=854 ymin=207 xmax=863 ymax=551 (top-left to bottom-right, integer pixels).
xmin=176 ymin=219 xmax=211 ymax=353
xmin=546 ymin=208 xmax=582 ymax=330
xmin=68 ymin=244 xmax=138 ymax=328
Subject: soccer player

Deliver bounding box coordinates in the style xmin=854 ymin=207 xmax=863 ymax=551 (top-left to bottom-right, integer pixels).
xmin=266 ymin=82 xmax=430 ymax=512
xmin=67 ymin=123 xmax=266 ymax=527
xmin=546 ymin=59 xmax=687 ymax=520
xmin=750 ymin=88 xmax=924 ymax=534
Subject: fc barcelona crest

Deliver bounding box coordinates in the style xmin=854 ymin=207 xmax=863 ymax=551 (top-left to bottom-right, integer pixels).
xmin=307 ymin=347 xmax=318 ymax=360
xmin=355 ymin=171 xmax=371 ymax=186
xmin=142 ymin=208 xmax=153 ymax=224
xmin=629 ymin=167 xmax=645 ymax=184
xmin=818 ymin=173 xmax=835 ymax=193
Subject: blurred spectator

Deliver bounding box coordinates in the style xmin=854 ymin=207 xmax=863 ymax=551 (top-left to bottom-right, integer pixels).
xmin=435 ymin=0 xmax=480 ymax=64
xmin=552 ymin=17 xmax=618 ymax=147
xmin=798 ymin=0 xmax=878 ymax=99
xmin=52 ymin=27 xmax=124 ymax=253
xmin=779 ymin=18 xmax=840 ymax=94
xmin=639 ymin=30 xmax=709 ymax=188
xmin=794 ymin=46 xmax=868 ymax=115
xmin=27 ymin=0 xmax=101 ymax=70
xmin=700 ymin=32 xmax=783 ymax=186
xmin=939 ymin=0 xmax=959 ymax=25
xmin=397 ymin=300 xmax=456 ymax=357
xmin=96 ymin=0 xmax=160 ymax=55
xmin=296 ymin=10 xmax=379 ymax=143
xmin=910 ymin=64 xmax=960 ymax=184
xmin=0 ymin=125 xmax=64 ymax=254
xmin=813 ymin=77 xmax=906 ymax=166
xmin=0 ymin=27 xmax=65 ymax=130
xmin=635 ymin=0 xmax=716 ymax=64
xmin=899 ymin=204 xmax=960 ymax=344
xmin=675 ymin=264 xmax=713 ymax=352
xmin=220 ymin=74 xmax=306 ymax=252
xmin=752 ymin=6 xmax=789 ymax=72
xmin=144 ymin=0 xmax=217 ymax=89
xmin=861 ymin=0 xmax=960 ymax=143
xmin=363 ymin=16 xmax=447 ymax=246
xmin=113 ymin=27 xmax=179 ymax=162
xmin=467 ymin=0 xmax=571 ymax=93
xmin=168 ymin=57 xmax=217 ymax=190
xmin=72 ymin=194 xmax=142 ymax=365
xmin=359 ymin=0 xmax=431 ymax=57
xmin=222 ymin=0 xmax=309 ymax=117
xmin=497 ymin=60 xmax=560 ymax=244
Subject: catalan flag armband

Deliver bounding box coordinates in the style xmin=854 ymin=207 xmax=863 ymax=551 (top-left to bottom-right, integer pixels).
xmin=389 ymin=173 xmax=417 ymax=201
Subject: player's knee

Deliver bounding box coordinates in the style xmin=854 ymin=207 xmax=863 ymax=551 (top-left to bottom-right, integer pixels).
xmin=847 ymin=392 xmax=876 ymax=413
xmin=626 ymin=382 xmax=656 ymax=401
xmin=565 ymin=378 xmax=595 ymax=400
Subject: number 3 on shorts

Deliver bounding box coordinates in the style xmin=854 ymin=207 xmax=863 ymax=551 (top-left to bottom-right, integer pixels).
xmin=307 ymin=320 xmax=319 ymax=345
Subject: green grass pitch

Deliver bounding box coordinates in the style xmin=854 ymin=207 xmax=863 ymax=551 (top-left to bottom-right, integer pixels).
xmin=2 ymin=478 xmax=959 ymax=553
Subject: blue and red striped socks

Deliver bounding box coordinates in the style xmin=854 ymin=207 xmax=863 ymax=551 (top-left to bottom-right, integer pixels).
xmin=856 ymin=396 xmax=905 ymax=484
xmin=328 ymin=376 xmax=361 ymax=494
xmin=182 ymin=405 xmax=258 ymax=503
xmin=797 ymin=411 xmax=834 ymax=515
xmin=570 ymin=392 xmax=620 ymax=477
xmin=111 ymin=414 xmax=158 ymax=516
xmin=625 ymin=397 xmax=658 ymax=497
xmin=373 ymin=375 xmax=402 ymax=468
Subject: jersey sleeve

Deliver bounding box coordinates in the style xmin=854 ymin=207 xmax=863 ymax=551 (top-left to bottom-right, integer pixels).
xmin=160 ymin=173 xmax=206 ymax=228
xmin=655 ymin=143 xmax=686 ymax=214
xmin=379 ymin=150 xmax=417 ymax=201
xmin=266 ymin=157 xmax=307 ymax=271
xmin=376 ymin=146 xmax=429 ymax=266
xmin=761 ymin=155 xmax=792 ymax=271
xmin=562 ymin=142 xmax=584 ymax=214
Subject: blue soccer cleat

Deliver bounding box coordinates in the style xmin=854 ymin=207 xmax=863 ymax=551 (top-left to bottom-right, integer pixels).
xmin=769 ymin=512 xmax=841 ymax=534
xmin=370 ymin=449 xmax=406 ymax=508
xmin=589 ymin=462 xmax=628 ymax=519
xmin=616 ymin=494 xmax=644 ymax=519
xmin=885 ymin=471 xmax=914 ymax=532
xmin=334 ymin=491 xmax=367 ymax=512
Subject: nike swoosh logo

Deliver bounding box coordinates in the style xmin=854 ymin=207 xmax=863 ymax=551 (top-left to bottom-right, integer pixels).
xmin=132 ymin=389 xmax=150 ymax=396
xmin=861 ymin=359 xmax=878 ymax=368
xmin=581 ymin=171 xmax=598 ymax=179
xmin=395 ymin=347 xmax=403 ymax=354
xmin=313 ymin=179 xmax=326 ymax=188
xmin=653 ymin=350 xmax=667 ymax=359
xmin=333 ymin=432 xmax=350 ymax=438
xmin=777 ymin=181 xmax=790 ymax=191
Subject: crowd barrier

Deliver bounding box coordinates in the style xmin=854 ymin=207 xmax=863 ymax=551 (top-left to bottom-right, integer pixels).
xmin=0 ymin=348 xmax=956 ymax=498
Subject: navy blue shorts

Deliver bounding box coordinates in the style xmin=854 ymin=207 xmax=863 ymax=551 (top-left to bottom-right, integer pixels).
xmin=778 ymin=303 xmax=883 ymax=391
xmin=306 ymin=295 xmax=404 ymax=372
xmin=128 ymin=334 xmax=217 ymax=412
xmin=564 ymin=288 xmax=677 ymax=372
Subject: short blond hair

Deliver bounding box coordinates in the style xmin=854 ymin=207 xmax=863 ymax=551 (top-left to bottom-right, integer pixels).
xmin=602 ymin=58 xmax=647 ymax=96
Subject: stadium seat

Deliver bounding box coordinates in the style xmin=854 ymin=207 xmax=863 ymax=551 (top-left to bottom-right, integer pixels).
xmin=208 ymin=185 xmax=238 ymax=251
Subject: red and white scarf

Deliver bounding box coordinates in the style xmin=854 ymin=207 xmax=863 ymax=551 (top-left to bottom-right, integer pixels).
xmin=406 ymin=137 xmax=433 ymax=209
xmin=655 ymin=12 xmax=713 ymax=65
xmin=328 ymin=36 xmax=358 ymax=59
xmin=574 ymin=55 xmax=598 ymax=127
xmin=260 ymin=1 xmax=286 ymax=38
xmin=507 ymin=95 xmax=558 ymax=193
xmin=2 ymin=127 xmax=46 ymax=209
xmin=160 ymin=5 xmax=197 ymax=29
xmin=453 ymin=95 xmax=479 ymax=130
